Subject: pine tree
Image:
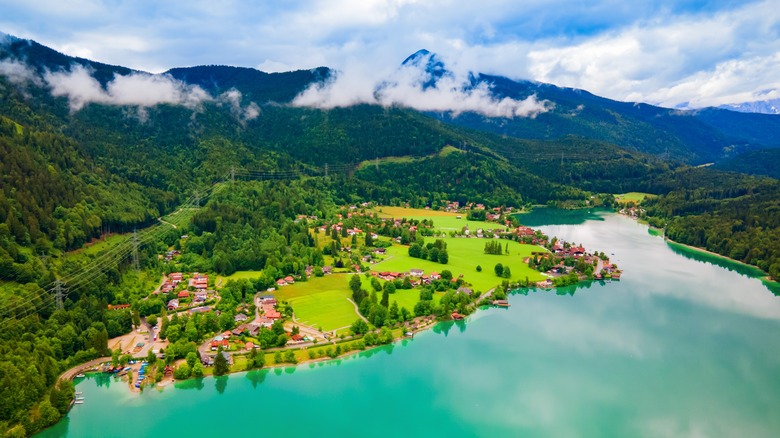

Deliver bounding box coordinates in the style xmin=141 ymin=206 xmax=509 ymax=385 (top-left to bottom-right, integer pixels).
xmin=214 ymin=346 xmax=229 ymax=376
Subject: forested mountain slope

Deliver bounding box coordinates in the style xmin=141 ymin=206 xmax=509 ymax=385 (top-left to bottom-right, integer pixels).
xmin=1 ymin=34 xmax=780 ymax=436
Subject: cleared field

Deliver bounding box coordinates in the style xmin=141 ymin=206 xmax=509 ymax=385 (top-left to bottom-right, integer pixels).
xmin=615 ymin=192 xmax=656 ymax=203
xmin=387 ymin=288 xmax=442 ymax=311
xmin=274 ymin=274 xmax=360 ymax=331
xmin=371 ymin=237 xmax=547 ymax=291
xmin=218 ymin=270 xmax=265 ymax=285
xmin=372 ymin=207 xmax=502 ymax=232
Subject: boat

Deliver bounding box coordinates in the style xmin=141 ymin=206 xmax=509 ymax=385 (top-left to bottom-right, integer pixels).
xmin=492 ymin=299 xmax=510 ymax=307
xmin=75 ymin=391 xmax=83 ymax=395
xmin=75 ymin=373 xmax=85 ymax=378
xmin=74 ymin=400 xmax=84 ymax=404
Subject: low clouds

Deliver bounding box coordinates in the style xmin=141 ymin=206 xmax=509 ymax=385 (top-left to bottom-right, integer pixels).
xmin=44 ymin=65 xmax=210 ymax=111
xmin=0 ymin=58 xmax=261 ymax=121
xmin=293 ymin=53 xmax=552 ymax=118
xmin=0 ymin=58 xmax=41 ymax=86
xmin=3 ymin=0 xmax=780 ymax=109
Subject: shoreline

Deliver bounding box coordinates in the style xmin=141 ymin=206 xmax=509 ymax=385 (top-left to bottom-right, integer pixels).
xmin=619 ymin=211 xmax=776 ymax=284
xmin=663 ymin=236 xmax=777 ymax=283
xmin=73 ymin=310 xmax=481 ymax=393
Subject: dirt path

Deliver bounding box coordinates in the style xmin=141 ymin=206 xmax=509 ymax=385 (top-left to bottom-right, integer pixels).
xmin=157 ymin=217 xmax=178 ymax=229
xmin=347 ymin=298 xmax=368 ymax=323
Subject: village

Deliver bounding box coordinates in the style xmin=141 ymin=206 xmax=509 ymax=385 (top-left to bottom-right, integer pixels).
xmin=69 ymin=202 xmax=620 ymax=392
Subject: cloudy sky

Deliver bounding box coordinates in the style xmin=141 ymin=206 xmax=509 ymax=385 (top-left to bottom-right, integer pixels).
xmin=2 ymin=0 xmax=779 ymax=109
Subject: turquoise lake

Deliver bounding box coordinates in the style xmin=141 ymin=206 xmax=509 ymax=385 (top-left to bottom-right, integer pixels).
xmin=40 ymin=210 xmax=780 ymax=437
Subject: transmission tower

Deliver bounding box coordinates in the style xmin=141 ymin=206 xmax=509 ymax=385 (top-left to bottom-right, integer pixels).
xmin=53 ymin=280 xmax=64 ymax=310
xmin=230 ymin=166 xmax=236 ymax=183
xmin=324 ymin=163 xmax=329 ymax=177
xmin=132 ymin=229 xmax=140 ymax=271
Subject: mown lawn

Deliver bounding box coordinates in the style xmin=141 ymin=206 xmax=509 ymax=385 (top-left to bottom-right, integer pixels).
xmin=371 ymin=206 xmax=504 ymax=232
xmin=614 ymin=192 xmax=656 ymax=203
xmin=371 ymin=237 xmax=546 ymax=291
xmin=218 ymin=270 xmax=264 ymax=287
xmin=274 ymin=274 xmax=359 ymax=331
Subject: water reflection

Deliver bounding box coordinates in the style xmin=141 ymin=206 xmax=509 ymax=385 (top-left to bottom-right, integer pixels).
xmin=92 ymin=373 xmax=111 ymax=388
xmin=514 ymin=208 xmax=608 ymax=226
xmin=245 ymin=369 xmax=268 ymax=389
xmin=214 ymin=376 xmax=227 ymax=394
xmin=667 ymin=240 xmax=780 ymax=295
xmin=175 ymin=377 xmax=205 ymax=391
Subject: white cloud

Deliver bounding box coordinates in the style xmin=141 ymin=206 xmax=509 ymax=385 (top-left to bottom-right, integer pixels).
xmin=218 ymin=89 xmax=261 ymax=123
xmin=43 ymin=65 xmax=211 ymax=111
xmin=525 ymin=1 xmax=780 ymax=108
xmin=293 ymin=53 xmax=552 ymax=118
xmin=0 ymin=58 xmax=41 ymax=85
xmin=4 ymin=0 xmax=780 ymax=109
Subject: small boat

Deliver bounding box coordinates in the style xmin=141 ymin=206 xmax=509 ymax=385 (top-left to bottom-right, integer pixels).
xmin=74 ymin=400 xmax=84 ymax=404
xmin=75 ymin=373 xmax=85 ymax=378
xmin=75 ymin=391 xmax=83 ymax=395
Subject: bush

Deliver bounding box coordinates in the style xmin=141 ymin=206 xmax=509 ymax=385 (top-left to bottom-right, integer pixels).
xmin=174 ymin=364 xmax=191 ymax=380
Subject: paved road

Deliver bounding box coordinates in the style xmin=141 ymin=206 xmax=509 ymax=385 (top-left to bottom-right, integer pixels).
xmin=59 ymin=357 xmax=112 ymax=381
xmin=594 ymin=257 xmax=605 ymax=277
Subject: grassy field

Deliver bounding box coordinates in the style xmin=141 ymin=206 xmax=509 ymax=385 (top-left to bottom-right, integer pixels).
xmin=371 ymin=206 xmax=503 ymax=232
xmin=614 ymin=192 xmax=656 ymax=203
xmin=217 ymin=270 xmax=265 ymax=287
xmin=274 ymin=274 xmax=360 ymax=331
xmin=371 ymin=237 xmax=546 ymax=291
xmin=386 ymin=288 xmax=442 ymax=311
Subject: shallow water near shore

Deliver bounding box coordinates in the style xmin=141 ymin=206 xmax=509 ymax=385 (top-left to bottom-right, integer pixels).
xmin=40 ymin=210 xmax=780 ymax=437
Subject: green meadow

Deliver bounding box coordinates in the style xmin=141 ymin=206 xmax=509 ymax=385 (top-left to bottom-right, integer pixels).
xmin=371 ymin=237 xmax=547 ymax=291
xmin=372 ymin=206 xmax=506 ymax=232
xmin=614 ymin=192 xmax=656 ymax=203
xmin=274 ymin=274 xmax=360 ymax=331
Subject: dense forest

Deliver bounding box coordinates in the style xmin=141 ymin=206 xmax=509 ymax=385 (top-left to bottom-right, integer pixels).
xmin=639 ymin=168 xmax=780 ymax=279
xmin=2 ymin=35 xmax=780 ymax=436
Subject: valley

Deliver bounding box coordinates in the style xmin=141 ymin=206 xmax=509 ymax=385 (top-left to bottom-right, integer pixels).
xmin=0 ymin=32 xmax=779 ymax=438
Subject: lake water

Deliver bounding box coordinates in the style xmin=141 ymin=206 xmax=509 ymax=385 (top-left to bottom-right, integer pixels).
xmin=40 ymin=210 xmax=780 ymax=437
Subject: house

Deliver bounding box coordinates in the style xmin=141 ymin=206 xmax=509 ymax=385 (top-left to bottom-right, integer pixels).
xmin=451 ymin=312 xmax=464 ymax=320
xmin=276 ymin=279 xmax=288 ymax=287
xmin=247 ymin=324 xmax=261 ymax=336
xmin=194 ymin=291 xmax=208 ymax=303
xmin=210 ymin=337 xmax=229 ymax=350
xmin=264 ymin=308 xmax=281 ymax=319
xmin=189 ymin=273 xmax=208 ymax=290
xmin=457 ymin=287 xmax=473 ymax=295
xmin=409 ymin=268 xmax=424 ymax=277
xmin=208 ymin=351 xmax=233 ymax=366
xmin=177 ymin=290 xmax=189 ymax=299
xmin=169 ymin=272 xmax=183 ymax=283
xmin=373 ymin=247 xmax=386 ymax=255
xmin=234 ymin=313 xmax=249 ymax=322
xmin=322 ymin=266 xmax=333 ymax=275
xmin=284 ymin=276 xmax=295 ymax=284
xmin=167 ymin=299 xmax=179 ymax=311
xmin=430 ymin=272 xmax=441 ymax=280
xmin=245 ymin=342 xmax=255 ymax=350
xmin=232 ymin=325 xmax=247 ymax=336
xmin=258 ymin=317 xmax=274 ymax=328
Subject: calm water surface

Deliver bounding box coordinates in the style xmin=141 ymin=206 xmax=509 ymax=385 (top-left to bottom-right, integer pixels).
xmin=40 ymin=210 xmax=780 ymax=437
